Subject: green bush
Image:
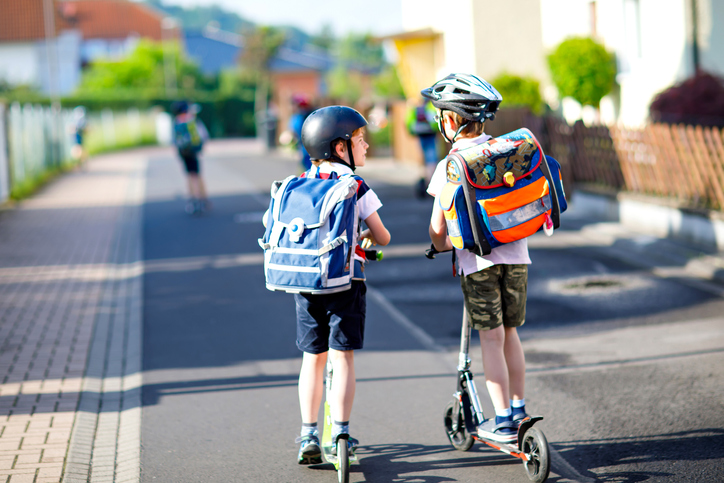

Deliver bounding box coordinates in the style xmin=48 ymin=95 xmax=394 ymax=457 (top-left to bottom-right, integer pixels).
xmin=49 ymin=90 xmax=256 ymax=138
xmin=491 ymin=73 xmax=545 ymax=114
xmin=547 ymin=36 xmax=616 ymax=108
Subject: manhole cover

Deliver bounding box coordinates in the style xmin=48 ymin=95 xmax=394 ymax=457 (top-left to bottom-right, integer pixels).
xmin=564 ymin=279 xmax=623 ymax=290
xmin=549 ymin=275 xmax=651 ymax=296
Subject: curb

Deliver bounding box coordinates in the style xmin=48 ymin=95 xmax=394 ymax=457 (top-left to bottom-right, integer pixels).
xmin=573 ymin=190 xmax=724 ymax=253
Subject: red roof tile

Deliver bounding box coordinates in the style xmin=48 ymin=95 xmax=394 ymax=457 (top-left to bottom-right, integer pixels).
xmin=59 ymin=0 xmax=169 ymax=41
xmin=0 ymin=0 xmax=71 ymax=42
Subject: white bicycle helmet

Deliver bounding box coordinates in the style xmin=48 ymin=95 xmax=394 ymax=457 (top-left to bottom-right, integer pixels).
xmin=421 ymin=73 xmax=502 ymax=121
xmin=421 ymin=73 xmax=502 ymax=143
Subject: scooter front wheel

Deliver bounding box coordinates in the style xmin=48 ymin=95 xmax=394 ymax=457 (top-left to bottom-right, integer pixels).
xmin=336 ymin=438 xmax=349 ymax=483
xmin=443 ymin=401 xmax=474 ymax=451
xmin=521 ymin=427 xmax=550 ymax=482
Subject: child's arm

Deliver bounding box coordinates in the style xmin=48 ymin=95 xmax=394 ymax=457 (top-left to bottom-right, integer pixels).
xmin=429 ymin=194 xmax=453 ymax=252
xmin=360 ymin=212 xmax=391 ymax=247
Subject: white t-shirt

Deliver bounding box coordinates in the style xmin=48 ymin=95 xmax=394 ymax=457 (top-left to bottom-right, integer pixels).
xmin=427 ymin=134 xmax=531 ymax=276
xmin=314 ymin=162 xmax=383 ymax=264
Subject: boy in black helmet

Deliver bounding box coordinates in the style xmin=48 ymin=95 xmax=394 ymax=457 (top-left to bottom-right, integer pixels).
xmin=425 ymin=74 xmax=529 ymax=444
xmin=294 ymin=106 xmax=391 ymax=465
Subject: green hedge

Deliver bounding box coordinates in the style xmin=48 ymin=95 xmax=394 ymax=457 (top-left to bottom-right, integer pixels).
xmin=5 ymin=89 xmax=257 ymax=138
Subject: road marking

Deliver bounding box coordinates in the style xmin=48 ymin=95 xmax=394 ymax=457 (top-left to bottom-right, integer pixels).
xmin=366 ymin=286 xmax=448 ymax=355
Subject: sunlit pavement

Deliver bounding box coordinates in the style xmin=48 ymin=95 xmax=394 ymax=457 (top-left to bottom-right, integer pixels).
xmin=0 ymin=139 xmax=723 ymax=482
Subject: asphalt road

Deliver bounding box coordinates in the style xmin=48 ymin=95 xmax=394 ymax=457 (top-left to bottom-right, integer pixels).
xmin=140 ymin=141 xmax=724 ymax=482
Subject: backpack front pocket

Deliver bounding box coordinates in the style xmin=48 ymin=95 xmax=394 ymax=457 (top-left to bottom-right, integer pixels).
xmin=478 ymin=176 xmax=552 ymax=244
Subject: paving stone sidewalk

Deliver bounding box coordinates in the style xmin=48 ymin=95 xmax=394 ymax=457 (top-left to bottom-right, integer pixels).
xmin=0 ymin=149 xmax=150 ymax=482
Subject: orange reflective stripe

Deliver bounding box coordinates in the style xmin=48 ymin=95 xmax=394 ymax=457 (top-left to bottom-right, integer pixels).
xmin=480 ymin=177 xmax=549 ymax=216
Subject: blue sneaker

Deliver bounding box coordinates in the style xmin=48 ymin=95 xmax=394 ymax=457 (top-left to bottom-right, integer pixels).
xmin=295 ymin=434 xmax=322 ymax=465
xmin=477 ymin=418 xmax=517 ymax=443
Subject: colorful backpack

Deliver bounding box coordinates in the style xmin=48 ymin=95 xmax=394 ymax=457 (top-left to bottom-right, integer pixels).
xmin=174 ymin=117 xmax=203 ymax=155
xmin=439 ymin=128 xmax=567 ymax=257
xmin=258 ymin=169 xmax=360 ymax=294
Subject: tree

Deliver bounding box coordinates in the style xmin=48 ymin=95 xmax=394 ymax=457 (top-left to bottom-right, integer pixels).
xmin=547 ymin=36 xmax=616 ymax=109
xmin=78 ymin=39 xmax=205 ymax=94
xmin=239 ymin=25 xmax=285 ymax=123
xmin=490 ymin=73 xmax=544 ymax=114
xmin=326 ymin=33 xmax=389 ymax=103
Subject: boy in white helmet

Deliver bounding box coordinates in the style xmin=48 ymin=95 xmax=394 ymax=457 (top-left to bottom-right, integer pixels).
xmin=425 ymin=74 xmax=529 ymax=444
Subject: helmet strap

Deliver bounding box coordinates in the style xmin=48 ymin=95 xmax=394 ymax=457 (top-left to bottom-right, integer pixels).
xmin=330 ymin=139 xmax=356 ymax=172
xmin=437 ymin=110 xmax=470 ymax=144
xmin=451 ymin=122 xmax=470 ymax=143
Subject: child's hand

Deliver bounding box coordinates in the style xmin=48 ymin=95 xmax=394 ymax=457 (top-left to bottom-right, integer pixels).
xmin=360 ymin=229 xmax=376 ymax=249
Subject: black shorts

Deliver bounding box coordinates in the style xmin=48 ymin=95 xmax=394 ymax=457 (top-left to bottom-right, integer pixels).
xmin=294 ymin=281 xmax=366 ymax=354
xmin=180 ymin=152 xmax=200 ymax=174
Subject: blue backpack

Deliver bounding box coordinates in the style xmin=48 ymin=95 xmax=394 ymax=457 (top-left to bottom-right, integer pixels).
xmin=439 ymin=128 xmax=567 ymax=257
xmin=174 ymin=118 xmax=203 ymax=154
xmin=259 ymin=169 xmax=360 ymax=294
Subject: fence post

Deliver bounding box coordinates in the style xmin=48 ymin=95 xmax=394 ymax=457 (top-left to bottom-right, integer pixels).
xmin=0 ymin=104 xmax=9 ymax=204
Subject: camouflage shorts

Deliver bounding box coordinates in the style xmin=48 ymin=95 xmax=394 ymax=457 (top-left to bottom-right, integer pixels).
xmin=459 ymin=264 xmax=528 ymax=331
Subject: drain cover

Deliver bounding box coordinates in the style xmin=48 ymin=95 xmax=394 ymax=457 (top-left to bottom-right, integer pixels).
xmin=550 ymin=275 xmax=650 ymax=295
xmin=564 ymin=279 xmax=623 ymax=290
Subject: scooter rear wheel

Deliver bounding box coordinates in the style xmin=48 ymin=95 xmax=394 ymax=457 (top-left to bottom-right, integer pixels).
xmin=444 ymin=401 xmax=474 ymax=451
xmin=336 ymin=438 xmax=349 ymax=483
xmin=521 ymin=427 xmax=550 ymax=482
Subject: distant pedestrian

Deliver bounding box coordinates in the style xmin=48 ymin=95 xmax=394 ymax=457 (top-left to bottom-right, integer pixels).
xmin=289 ymin=94 xmax=314 ymax=171
xmin=171 ymin=100 xmax=210 ymax=214
xmin=406 ymin=99 xmax=439 ymax=198
xmin=71 ymin=106 xmax=88 ymax=168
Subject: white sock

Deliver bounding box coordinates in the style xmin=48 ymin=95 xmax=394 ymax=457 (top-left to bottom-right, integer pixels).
xmin=495 ymin=407 xmax=512 ymax=418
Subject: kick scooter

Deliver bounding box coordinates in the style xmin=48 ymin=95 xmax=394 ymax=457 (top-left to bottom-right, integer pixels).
xmin=426 ymin=245 xmax=551 ymax=483
xmin=320 ymin=248 xmax=381 ymax=483
xmin=321 ymin=358 xmax=357 ymax=483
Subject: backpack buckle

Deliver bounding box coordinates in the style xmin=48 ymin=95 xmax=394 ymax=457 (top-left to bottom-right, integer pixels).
xmin=288 ymin=217 xmax=305 ymax=242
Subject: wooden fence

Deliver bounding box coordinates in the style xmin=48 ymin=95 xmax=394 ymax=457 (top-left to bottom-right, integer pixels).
xmin=490 ymin=108 xmax=724 ymax=211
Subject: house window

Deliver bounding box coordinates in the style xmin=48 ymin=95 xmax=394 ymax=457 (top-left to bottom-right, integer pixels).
xmin=620 ymin=0 xmax=642 ymax=74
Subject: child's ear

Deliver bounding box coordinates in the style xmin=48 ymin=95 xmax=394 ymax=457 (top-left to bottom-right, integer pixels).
xmin=334 ymin=141 xmax=346 ymax=158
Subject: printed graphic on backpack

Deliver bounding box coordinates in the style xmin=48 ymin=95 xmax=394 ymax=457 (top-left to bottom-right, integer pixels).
xmin=439 ymin=128 xmax=566 ymax=257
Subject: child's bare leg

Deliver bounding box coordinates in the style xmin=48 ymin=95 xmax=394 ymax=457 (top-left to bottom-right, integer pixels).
xmin=479 ymin=326 xmax=510 ymax=413
xmin=187 ymin=175 xmax=198 ymax=199
xmin=196 ymin=175 xmax=208 ymax=200
xmin=503 ymin=327 xmax=525 ymax=400
xmin=298 ymin=351 xmax=327 ymax=424
xmin=328 ymin=349 xmax=355 ymax=422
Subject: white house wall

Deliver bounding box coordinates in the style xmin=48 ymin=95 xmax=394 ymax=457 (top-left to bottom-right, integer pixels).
xmin=401 ymin=0 xmax=478 ymax=78
xmin=699 ymin=0 xmax=724 ymax=75
xmin=0 ymin=43 xmax=40 ymax=87
xmin=471 ymin=0 xmax=548 ymax=86
xmin=401 ymin=0 xmax=550 ymax=85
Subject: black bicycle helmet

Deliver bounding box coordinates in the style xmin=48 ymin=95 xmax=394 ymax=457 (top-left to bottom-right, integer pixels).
xmin=301 ymin=106 xmax=368 ymax=170
xmin=421 ymin=73 xmax=502 ymax=122
xmin=170 ymin=100 xmax=189 ymax=115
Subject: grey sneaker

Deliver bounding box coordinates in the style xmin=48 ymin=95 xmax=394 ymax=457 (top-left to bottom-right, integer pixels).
xmin=295 ymin=434 xmax=322 ymax=465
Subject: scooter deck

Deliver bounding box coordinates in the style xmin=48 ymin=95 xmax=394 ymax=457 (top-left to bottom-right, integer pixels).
xmin=321 ymin=400 xmax=358 ymax=467
xmin=472 ymin=416 xmax=544 ymax=461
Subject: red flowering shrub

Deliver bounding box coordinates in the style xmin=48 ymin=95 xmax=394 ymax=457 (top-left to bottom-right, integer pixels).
xmin=649 ymin=71 xmax=724 ymax=127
